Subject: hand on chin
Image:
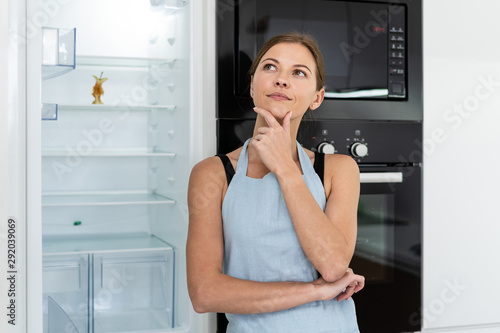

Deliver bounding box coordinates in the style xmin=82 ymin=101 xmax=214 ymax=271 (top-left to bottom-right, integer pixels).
xmin=256 ymin=104 xmax=288 ymax=124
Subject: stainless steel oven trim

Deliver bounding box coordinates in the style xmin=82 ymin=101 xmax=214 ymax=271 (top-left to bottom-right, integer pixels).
xmin=359 ymin=172 xmax=403 ymax=184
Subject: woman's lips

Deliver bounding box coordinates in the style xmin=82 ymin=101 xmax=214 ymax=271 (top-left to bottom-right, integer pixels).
xmin=267 ymin=92 xmax=291 ymax=101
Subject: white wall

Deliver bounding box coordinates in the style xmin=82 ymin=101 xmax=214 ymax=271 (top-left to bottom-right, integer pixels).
xmin=423 ymin=0 xmax=500 ymax=331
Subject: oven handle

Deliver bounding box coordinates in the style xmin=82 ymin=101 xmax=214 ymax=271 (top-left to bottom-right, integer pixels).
xmin=360 ymin=172 xmax=403 ymax=184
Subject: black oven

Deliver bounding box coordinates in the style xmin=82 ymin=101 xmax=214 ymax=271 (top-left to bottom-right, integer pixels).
xmin=217 ymin=0 xmax=422 ymax=121
xmin=216 ymin=120 xmax=422 ymax=333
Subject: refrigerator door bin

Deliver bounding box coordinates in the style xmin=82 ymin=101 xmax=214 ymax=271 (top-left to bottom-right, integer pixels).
xmin=43 ymin=253 xmax=90 ymax=333
xmin=93 ymin=249 xmax=175 ymax=332
xmin=42 ymin=28 xmax=76 ymax=80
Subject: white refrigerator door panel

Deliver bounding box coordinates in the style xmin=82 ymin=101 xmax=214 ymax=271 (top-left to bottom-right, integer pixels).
xmin=1 ymin=0 xmax=33 ymax=332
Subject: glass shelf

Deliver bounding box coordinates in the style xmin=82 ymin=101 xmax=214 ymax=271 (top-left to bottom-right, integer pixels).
xmin=42 ymin=191 xmax=175 ymax=207
xmin=76 ymin=55 xmax=176 ymax=69
xmin=42 ymin=104 xmax=176 ymax=121
xmin=150 ymin=0 xmax=189 ymax=10
xmin=42 ymin=148 xmax=176 ymax=157
xmin=42 ymin=28 xmax=76 ymax=80
xmin=43 ymin=233 xmax=173 ymax=255
xmin=56 ymin=104 xmax=176 ymax=112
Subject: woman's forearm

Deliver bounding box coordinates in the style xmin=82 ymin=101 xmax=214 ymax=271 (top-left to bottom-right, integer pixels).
xmin=189 ymin=270 xmax=363 ymax=314
xmin=190 ymin=273 xmax=318 ymax=314
xmin=275 ymin=165 xmax=354 ymax=282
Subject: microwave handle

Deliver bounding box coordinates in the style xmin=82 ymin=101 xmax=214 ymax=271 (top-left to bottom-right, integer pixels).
xmin=360 ymin=172 xmax=403 ymax=184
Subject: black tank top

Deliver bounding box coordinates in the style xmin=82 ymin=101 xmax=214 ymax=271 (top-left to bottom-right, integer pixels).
xmin=216 ymin=151 xmax=325 ymax=186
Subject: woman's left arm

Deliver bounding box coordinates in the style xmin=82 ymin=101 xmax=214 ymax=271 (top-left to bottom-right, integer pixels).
xmin=277 ymin=154 xmax=360 ymax=283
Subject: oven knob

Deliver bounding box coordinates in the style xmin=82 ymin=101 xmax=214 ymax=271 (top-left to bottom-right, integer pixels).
xmin=317 ymin=142 xmax=335 ymax=154
xmin=350 ymin=142 xmax=368 ymax=158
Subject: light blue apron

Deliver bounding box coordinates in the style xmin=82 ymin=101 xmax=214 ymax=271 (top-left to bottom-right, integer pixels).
xmin=222 ymin=139 xmax=359 ymax=333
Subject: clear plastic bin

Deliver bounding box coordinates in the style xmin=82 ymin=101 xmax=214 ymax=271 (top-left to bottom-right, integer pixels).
xmin=93 ymin=249 xmax=174 ymax=332
xmin=42 ymin=236 xmax=174 ymax=333
xmin=43 ymin=254 xmax=89 ymax=333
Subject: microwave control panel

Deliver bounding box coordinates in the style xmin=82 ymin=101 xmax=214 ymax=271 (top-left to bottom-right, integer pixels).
xmin=388 ymin=6 xmax=406 ymax=99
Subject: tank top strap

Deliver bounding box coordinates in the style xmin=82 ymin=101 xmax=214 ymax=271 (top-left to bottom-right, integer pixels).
xmin=234 ymin=138 xmax=251 ymax=174
xmin=296 ymin=141 xmax=315 ymax=175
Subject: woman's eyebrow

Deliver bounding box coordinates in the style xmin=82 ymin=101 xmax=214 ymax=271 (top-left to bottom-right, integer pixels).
xmin=294 ymin=64 xmax=312 ymax=74
xmin=261 ymin=57 xmax=279 ymax=64
xmin=261 ymin=58 xmax=312 ymax=74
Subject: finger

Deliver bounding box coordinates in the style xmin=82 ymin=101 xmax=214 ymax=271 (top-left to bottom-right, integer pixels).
xmin=337 ymin=290 xmax=350 ymax=302
xmin=253 ymin=107 xmax=280 ymax=128
xmin=337 ymin=285 xmax=356 ymax=302
xmin=354 ymin=276 xmax=365 ymax=293
xmin=257 ymin=127 xmax=271 ymax=134
xmin=282 ymin=111 xmax=292 ymax=133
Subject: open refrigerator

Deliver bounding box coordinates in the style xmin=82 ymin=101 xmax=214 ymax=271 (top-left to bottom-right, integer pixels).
xmin=0 ymin=0 xmax=216 ymax=332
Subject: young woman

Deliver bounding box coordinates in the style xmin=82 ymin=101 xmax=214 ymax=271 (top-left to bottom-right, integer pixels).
xmin=187 ymin=33 xmax=364 ymax=332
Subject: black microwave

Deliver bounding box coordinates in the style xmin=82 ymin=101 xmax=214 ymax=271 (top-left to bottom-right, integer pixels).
xmin=216 ymin=0 xmax=422 ymax=121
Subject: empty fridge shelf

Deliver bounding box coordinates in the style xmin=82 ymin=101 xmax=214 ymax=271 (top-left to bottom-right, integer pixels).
xmin=41 ymin=148 xmax=176 ymax=157
xmin=76 ymin=55 xmax=176 ymax=69
xmin=43 ymin=234 xmax=173 ymax=255
xmin=42 ymin=192 xmax=175 ymax=207
xmin=55 ymin=104 xmax=177 ymax=112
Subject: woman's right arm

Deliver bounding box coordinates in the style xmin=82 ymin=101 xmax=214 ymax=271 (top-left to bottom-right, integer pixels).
xmin=186 ymin=157 xmax=364 ymax=314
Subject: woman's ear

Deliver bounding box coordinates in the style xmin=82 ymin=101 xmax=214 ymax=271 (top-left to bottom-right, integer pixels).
xmin=310 ymin=88 xmax=325 ymax=110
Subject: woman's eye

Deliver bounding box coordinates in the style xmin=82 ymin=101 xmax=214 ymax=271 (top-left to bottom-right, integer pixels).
xmin=263 ymin=63 xmax=276 ymax=71
xmin=294 ymin=69 xmax=306 ymax=77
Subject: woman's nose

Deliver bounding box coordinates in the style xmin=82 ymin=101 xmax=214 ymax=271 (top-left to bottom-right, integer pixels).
xmin=274 ymin=76 xmax=288 ymax=88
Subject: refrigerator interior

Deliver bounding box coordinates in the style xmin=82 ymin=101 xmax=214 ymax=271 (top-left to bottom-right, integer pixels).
xmin=39 ymin=0 xmax=192 ymax=332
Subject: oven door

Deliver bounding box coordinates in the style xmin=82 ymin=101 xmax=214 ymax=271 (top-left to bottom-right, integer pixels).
xmin=352 ymin=166 xmax=421 ymax=333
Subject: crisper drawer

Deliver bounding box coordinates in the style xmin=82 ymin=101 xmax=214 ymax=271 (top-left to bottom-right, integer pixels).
xmin=43 ymin=254 xmax=90 ymax=333
xmin=92 ymin=249 xmax=175 ymax=333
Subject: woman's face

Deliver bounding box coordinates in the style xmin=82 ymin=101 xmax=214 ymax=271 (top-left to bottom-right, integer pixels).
xmin=250 ymin=42 xmax=324 ymax=122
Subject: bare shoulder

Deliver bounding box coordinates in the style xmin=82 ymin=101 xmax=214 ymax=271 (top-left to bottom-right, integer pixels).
xmin=190 ymin=156 xmax=225 ymax=181
xmin=325 ymin=154 xmax=359 ymax=178
xmin=188 ymin=156 xmax=227 ymax=197
xmin=324 ymin=154 xmax=360 ymax=198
